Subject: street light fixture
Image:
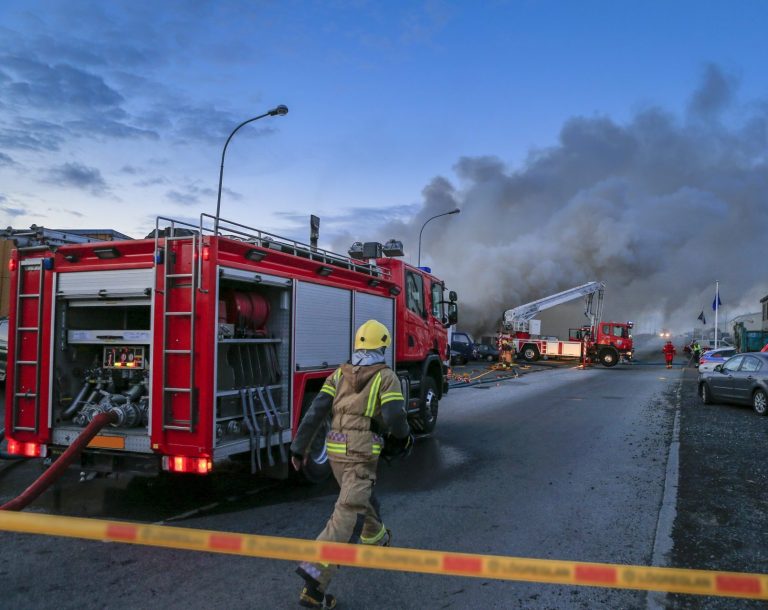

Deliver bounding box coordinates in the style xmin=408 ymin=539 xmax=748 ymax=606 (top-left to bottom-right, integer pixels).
xmin=417 ymin=208 xmax=460 ymax=267
xmin=213 ymin=105 xmax=289 ymax=235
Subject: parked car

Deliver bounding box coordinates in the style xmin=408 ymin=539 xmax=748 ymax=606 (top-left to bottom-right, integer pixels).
xmin=697 ymin=347 xmax=738 ymax=372
xmin=473 ymin=343 xmax=500 ymax=362
xmin=450 ymin=349 xmax=468 ymax=367
xmin=698 ymin=352 xmax=768 ymax=415
xmin=0 ymin=316 xmax=8 ymax=383
xmin=451 ymin=331 xmax=476 ymax=364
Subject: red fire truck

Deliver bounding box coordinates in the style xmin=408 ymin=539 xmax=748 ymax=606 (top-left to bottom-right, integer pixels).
xmin=499 ymin=281 xmax=633 ymax=367
xmin=4 ymin=215 xmax=457 ymax=480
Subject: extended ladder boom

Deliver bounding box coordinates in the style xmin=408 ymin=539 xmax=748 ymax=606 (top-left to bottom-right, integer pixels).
xmin=503 ymin=281 xmax=606 ymax=328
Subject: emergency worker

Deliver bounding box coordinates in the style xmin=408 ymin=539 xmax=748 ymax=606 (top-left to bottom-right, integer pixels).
xmin=662 ymin=340 xmax=676 ymax=369
xmin=290 ymin=319 xmax=413 ymax=609
xmin=692 ymin=341 xmax=702 ymax=363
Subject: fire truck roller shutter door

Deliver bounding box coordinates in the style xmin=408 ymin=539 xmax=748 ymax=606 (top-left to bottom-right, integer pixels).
xmin=295 ymin=282 xmax=352 ymax=371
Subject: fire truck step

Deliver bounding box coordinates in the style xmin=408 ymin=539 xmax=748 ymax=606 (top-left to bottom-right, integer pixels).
xmin=165 ymin=311 xmax=192 ymax=316
xmin=11 ymin=426 xmax=36 ymax=432
xmin=166 ymin=273 xmax=193 ymax=279
xmin=17 ymin=327 xmax=39 ymax=331
xmin=164 ymin=387 xmax=192 ymax=393
xmin=165 ymin=349 xmax=192 ymax=354
xmin=19 ymin=293 xmax=41 ymax=298
xmin=16 ymin=361 xmax=39 ymax=365
xmin=165 ymin=424 xmax=193 ymax=431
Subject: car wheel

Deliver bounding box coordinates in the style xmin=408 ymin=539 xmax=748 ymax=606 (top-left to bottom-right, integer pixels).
xmin=486 ymin=354 xmax=494 ymax=362
xmin=753 ymin=389 xmax=768 ymax=416
xmin=700 ymin=383 xmax=712 ymax=405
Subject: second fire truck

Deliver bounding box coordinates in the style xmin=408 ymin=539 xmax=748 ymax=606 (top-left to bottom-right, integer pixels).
xmin=499 ymin=281 xmax=633 ymax=367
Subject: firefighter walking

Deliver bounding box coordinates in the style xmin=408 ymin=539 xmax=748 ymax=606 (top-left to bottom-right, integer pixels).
xmin=662 ymin=340 xmax=677 ymax=369
xmin=290 ymin=319 xmax=413 ymax=609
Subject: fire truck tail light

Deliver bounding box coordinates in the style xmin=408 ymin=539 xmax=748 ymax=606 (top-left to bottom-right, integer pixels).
xmin=6 ymin=439 xmax=45 ymax=458
xmin=162 ymin=455 xmax=212 ymax=474
xmin=202 ymin=245 xmax=210 ymax=261
xmin=8 ymin=258 xmax=17 ymax=272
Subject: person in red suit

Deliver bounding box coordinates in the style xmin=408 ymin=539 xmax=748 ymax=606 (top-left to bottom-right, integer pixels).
xmin=662 ymin=340 xmax=677 ymax=369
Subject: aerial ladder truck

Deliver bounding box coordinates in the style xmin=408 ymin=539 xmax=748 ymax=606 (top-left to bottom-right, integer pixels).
xmin=499 ymin=281 xmax=634 ymax=367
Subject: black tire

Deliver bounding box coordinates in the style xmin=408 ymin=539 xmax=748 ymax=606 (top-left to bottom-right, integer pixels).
xmin=700 ymin=383 xmax=712 ymax=405
xmin=522 ymin=345 xmax=540 ymax=362
xmin=599 ymin=348 xmax=619 ymax=367
xmin=753 ymin=389 xmax=768 ymax=416
xmin=297 ymin=391 xmax=332 ymax=483
xmin=411 ymin=376 xmax=439 ymax=435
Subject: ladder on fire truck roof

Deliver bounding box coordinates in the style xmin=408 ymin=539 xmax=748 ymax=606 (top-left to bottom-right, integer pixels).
xmin=155 ymin=219 xmax=199 ymax=432
xmin=0 ymin=225 xmax=109 ymax=248
xmin=10 ymin=259 xmax=45 ymax=435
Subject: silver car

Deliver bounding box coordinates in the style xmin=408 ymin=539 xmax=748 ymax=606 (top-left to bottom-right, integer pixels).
xmin=698 ymin=352 xmax=768 ymax=415
xmin=697 ymin=347 xmax=738 ymax=372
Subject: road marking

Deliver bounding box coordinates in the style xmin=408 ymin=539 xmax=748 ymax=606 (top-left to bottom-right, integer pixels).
xmin=0 ymin=510 xmax=766 ymax=601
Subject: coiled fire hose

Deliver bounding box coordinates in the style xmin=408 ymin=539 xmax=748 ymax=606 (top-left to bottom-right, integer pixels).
xmin=0 ymin=411 xmax=118 ymax=511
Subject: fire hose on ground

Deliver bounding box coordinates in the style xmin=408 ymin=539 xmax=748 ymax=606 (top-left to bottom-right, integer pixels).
xmin=0 ymin=411 xmax=118 ymax=512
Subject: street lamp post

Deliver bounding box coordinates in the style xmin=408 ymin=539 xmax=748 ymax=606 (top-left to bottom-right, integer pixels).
xmin=417 ymin=208 xmax=460 ymax=267
xmin=213 ymin=105 xmax=289 ymax=235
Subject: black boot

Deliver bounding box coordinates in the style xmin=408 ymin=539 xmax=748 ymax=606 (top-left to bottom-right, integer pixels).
xmin=299 ymin=586 xmax=337 ymax=609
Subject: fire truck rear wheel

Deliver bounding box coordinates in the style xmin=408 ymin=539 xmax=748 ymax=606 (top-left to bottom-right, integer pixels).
xmin=522 ymin=346 xmax=539 ymax=362
xmin=297 ymin=391 xmax=332 ymax=484
xmin=599 ymin=348 xmax=619 ymax=367
xmin=412 ymin=377 xmax=439 ymax=435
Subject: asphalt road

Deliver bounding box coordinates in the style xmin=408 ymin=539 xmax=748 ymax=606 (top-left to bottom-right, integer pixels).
xmin=1 ymin=339 xmax=693 ymax=609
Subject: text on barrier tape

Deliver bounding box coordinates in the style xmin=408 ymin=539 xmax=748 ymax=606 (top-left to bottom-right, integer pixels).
xmin=0 ymin=511 xmax=766 ymax=600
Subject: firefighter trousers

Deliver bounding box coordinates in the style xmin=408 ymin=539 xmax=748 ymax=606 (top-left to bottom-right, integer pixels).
xmin=297 ymin=458 xmax=387 ymax=591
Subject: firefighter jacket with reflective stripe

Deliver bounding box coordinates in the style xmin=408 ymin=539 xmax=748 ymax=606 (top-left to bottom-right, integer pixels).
xmin=291 ymin=363 xmax=409 ymax=463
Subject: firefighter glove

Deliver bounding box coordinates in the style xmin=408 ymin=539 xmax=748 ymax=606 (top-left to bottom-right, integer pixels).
xmin=382 ymin=432 xmax=414 ymax=463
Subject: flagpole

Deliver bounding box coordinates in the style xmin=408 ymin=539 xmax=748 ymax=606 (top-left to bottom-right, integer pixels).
xmin=714 ymin=280 xmax=719 ymax=348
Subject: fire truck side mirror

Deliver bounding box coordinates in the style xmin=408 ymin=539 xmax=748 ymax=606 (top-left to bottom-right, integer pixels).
xmin=446 ymin=302 xmax=458 ymax=327
xmin=449 ymin=290 xmax=457 ymax=302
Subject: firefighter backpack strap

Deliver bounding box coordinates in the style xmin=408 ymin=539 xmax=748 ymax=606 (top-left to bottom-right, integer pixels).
xmin=320 ymin=368 xmax=342 ymax=399
xmin=364 ymin=371 xmax=383 ymax=418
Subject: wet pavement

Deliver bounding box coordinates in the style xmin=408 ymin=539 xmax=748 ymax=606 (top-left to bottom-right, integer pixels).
xmin=1 ymin=341 xmax=688 ymax=609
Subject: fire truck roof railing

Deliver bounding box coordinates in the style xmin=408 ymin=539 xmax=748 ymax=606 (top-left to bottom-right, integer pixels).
xmin=153 ymin=214 xmax=391 ymax=280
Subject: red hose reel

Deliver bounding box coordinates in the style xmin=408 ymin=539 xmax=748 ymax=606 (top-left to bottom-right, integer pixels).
xmin=221 ymin=291 xmax=270 ymax=334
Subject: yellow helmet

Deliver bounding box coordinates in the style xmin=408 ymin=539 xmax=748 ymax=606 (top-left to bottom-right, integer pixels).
xmin=354 ymin=319 xmax=391 ymax=349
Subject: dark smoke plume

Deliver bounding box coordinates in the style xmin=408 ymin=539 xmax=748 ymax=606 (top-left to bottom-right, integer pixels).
xmin=339 ymin=64 xmax=768 ymax=337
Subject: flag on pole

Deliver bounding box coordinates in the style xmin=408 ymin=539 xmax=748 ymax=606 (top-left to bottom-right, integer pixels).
xmin=712 ymin=289 xmax=722 ymax=311
xmin=698 ymin=310 xmax=706 ymax=324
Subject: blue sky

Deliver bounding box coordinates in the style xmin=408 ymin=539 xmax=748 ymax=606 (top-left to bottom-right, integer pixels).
xmin=1 ymin=1 xmax=767 ymax=332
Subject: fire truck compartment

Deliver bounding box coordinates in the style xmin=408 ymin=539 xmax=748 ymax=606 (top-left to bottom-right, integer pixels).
xmin=214 ymin=268 xmax=292 ymax=456
xmin=50 ymin=269 xmax=154 ymax=452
